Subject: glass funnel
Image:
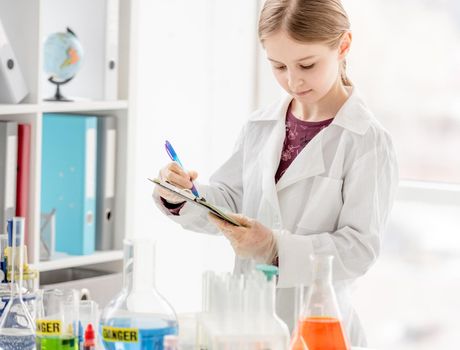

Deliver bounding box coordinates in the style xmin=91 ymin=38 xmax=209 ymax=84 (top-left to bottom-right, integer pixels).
xmin=0 ymin=217 xmax=35 ymax=350
xmin=100 ymin=238 xmax=178 ymax=350
xmin=297 ymin=255 xmax=349 ymax=350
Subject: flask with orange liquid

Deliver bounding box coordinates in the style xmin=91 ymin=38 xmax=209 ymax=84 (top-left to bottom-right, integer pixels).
xmin=294 ymin=255 xmax=349 ymax=350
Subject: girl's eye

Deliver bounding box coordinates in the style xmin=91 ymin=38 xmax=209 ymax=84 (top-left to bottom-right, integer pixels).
xmin=300 ymin=64 xmax=315 ymax=70
xmin=274 ymin=66 xmax=286 ymax=70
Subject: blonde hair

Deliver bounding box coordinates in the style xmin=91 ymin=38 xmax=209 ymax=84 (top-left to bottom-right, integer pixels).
xmin=258 ymin=0 xmax=352 ymax=86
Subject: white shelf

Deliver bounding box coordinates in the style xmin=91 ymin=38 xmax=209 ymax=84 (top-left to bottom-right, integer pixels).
xmin=41 ymin=100 xmax=129 ymax=113
xmin=36 ymin=250 xmax=123 ymax=272
xmin=0 ymin=104 xmax=40 ymax=115
xmin=0 ymin=100 xmax=128 ymax=115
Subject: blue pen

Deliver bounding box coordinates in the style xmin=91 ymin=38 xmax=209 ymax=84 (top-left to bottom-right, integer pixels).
xmin=165 ymin=140 xmax=200 ymax=197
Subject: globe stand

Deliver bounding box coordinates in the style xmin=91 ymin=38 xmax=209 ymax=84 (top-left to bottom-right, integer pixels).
xmin=44 ymin=76 xmax=74 ymax=102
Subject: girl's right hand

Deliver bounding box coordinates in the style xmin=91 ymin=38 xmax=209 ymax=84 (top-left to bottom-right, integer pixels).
xmin=156 ymin=162 xmax=198 ymax=204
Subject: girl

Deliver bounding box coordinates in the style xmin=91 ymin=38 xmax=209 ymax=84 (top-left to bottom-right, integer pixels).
xmin=153 ymin=0 xmax=398 ymax=346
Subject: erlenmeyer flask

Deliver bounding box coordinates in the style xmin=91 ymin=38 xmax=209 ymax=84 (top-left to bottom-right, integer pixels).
xmin=100 ymin=238 xmax=178 ymax=350
xmin=290 ymin=326 xmax=309 ymax=350
xmin=298 ymin=255 xmax=349 ymax=350
xmin=0 ymin=217 xmax=35 ymax=350
xmin=290 ymin=283 xmax=308 ymax=350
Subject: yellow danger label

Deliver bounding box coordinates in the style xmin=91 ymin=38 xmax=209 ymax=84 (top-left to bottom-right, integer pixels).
xmin=102 ymin=326 xmax=139 ymax=343
xmin=36 ymin=320 xmax=62 ymax=336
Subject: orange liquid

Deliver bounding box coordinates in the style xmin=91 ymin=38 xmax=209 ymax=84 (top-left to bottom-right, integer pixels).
xmin=299 ymin=317 xmax=348 ymax=350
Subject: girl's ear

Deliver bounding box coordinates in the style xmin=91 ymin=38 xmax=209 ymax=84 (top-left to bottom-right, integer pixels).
xmin=338 ymin=31 xmax=352 ymax=60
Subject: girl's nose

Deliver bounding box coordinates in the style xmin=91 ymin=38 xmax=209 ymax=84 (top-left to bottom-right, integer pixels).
xmin=288 ymin=73 xmax=305 ymax=91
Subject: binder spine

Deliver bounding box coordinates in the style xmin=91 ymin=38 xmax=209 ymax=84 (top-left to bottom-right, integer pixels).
xmin=16 ymin=124 xmax=31 ymax=241
xmin=96 ymin=117 xmax=117 ymax=250
xmin=0 ymin=18 xmax=28 ymax=103
xmin=41 ymin=115 xmax=97 ymax=256
xmin=0 ymin=122 xmax=18 ymax=230
xmin=104 ymin=0 xmax=119 ymax=100
xmin=83 ymin=119 xmax=97 ymax=254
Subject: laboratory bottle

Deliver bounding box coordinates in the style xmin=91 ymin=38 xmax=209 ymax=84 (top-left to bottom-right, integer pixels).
xmin=297 ymin=255 xmax=349 ymax=350
xmin=0 ymin=218 xmax=35 ymax=350
xmin=255 ymin=264 xmax=290 ymax=350
xmin=100 ymin=238 xmax=178 ymax=350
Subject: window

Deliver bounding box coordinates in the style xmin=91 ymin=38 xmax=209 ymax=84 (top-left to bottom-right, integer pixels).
xmin=344 ymin=0 xmax=460 ymax=184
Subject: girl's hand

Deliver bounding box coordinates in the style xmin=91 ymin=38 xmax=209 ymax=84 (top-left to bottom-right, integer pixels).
xmin=208 ymin=213 xmax=277 ymax=262
xmin=155 ymin=162 xmax=198 ymax=204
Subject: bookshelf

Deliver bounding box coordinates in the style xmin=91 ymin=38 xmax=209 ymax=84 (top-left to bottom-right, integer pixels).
xmin=0 ymin=0 xmax=138 ymax=280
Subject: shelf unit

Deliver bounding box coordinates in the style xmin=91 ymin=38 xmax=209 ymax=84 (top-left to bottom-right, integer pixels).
xmin=38 ymin=250 xmax=124 ymax=272
xmin=0 ymin=0 xmax=138 ymax=276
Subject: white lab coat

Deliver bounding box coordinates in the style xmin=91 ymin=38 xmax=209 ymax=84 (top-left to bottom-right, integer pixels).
xmin=153 ymin=87 xmax=399 ymax=346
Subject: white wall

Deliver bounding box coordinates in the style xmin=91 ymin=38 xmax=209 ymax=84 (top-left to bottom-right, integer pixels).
xmin=134 ymin=0 xmax=260 ymax=312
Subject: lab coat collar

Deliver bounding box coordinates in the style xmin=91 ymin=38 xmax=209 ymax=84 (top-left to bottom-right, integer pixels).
xmin=253 ymin=87 xmax=373 ymax=206
xmin=331 ymin=87 xmax=372 ymax=135
xmin=249 ymin=87 xmax=372 ymax=136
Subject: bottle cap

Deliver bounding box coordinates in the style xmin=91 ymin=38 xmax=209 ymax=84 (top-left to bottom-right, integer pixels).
xmin=256 ymin=264 xmax=279 ymax=281
xmin=84 ymin=323 xmax=95 ymax=344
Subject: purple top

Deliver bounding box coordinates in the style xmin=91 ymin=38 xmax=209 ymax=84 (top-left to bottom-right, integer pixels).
xmin=162 ymin=103 xmax=334 ymax=214
xmin=160 ymin=196 xmax=185 ymax=215
xmin=275 ymin=105 xmax=334 ymax=183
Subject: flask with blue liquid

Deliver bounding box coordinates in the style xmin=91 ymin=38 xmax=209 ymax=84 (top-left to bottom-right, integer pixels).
xmin=100 ymin=238 xmax=178 ymax=350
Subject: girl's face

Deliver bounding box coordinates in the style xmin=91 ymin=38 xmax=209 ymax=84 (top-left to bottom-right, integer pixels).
xmin=263 ymin=30 xmax=349 ymax=104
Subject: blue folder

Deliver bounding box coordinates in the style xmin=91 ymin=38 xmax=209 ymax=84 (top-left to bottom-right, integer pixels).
xmin=41 ymin=114 xmax=97 ymax=255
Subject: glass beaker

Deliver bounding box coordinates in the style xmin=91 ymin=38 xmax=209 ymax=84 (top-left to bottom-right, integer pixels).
xmin=0 ymin=217 xmax=35 ymax=349
xmin=99 ymin=238 xmax=178 ymax=350
xmin=297 ymin=255 xmax=349 ymax=350
xmin=35 ymin=288 xmax=80 ymax=350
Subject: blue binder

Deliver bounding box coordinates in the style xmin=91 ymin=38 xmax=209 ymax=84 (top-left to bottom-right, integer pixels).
xmin=41 ymin=114 xmax=97 ymax=255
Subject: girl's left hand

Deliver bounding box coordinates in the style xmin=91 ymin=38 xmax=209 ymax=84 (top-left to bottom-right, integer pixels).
xmin=208 ymin=213 xmax=277 ymax=262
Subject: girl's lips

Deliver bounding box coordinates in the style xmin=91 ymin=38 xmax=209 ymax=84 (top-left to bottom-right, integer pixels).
xmin=293 ymin=89 xmax=312 ymax=96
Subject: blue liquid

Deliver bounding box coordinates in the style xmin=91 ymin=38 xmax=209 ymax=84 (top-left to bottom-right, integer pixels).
xmin=0 ymin=328 xmax=35 ymax=350
xmin=100 ymin=320 xmax=177 ymax=350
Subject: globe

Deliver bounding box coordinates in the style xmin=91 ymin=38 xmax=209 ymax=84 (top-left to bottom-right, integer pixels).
xmin=43 ymin=28 xmax=84 ymax=101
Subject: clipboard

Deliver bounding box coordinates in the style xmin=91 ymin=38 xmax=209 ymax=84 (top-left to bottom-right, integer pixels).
xmin=149 ymin=178 xmax=242 ymax=226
